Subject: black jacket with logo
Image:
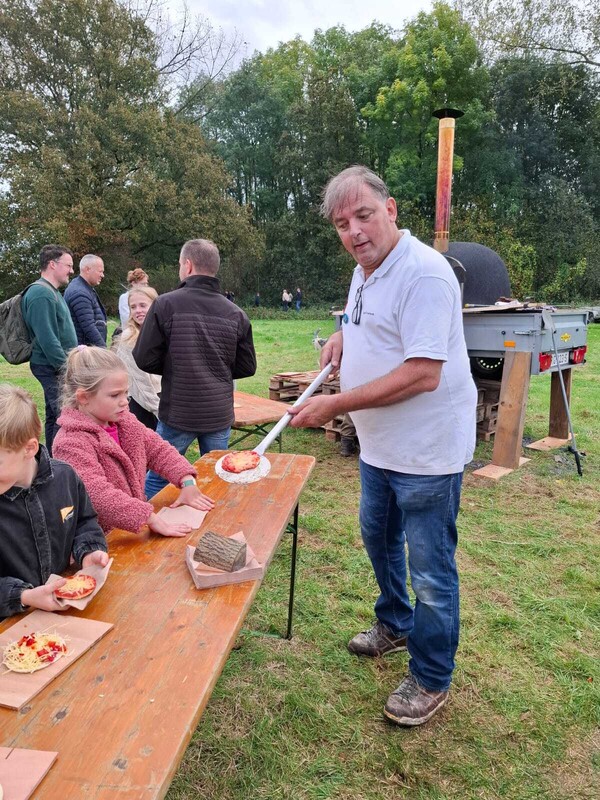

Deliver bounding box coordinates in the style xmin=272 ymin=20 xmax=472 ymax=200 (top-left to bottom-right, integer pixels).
xmin=132 ymin=274 xmax=257 ymax=433
xmin=0 ymin=446 xmax=107 ymax=618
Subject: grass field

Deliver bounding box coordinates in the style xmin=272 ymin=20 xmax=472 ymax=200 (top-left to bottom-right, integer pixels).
xmin=1 ymin=320 xmax=598 ymax=799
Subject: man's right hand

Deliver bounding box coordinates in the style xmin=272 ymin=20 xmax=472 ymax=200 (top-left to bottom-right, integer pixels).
xmin=147 ymin=512 xmax=191 ymax=538
xmin=21 ymin=579 xmax=67 ymax=612
xmin=320 ymin=330 xmax=343 ymax=373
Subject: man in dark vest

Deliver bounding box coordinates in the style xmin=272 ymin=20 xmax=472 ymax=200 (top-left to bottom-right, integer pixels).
xmin=133 ymin=239 xmax=257 ymax=498
xmin=64 ymin=254 xmax=107 ymax=347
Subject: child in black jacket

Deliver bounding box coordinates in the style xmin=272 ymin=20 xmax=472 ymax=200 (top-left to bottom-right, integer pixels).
xmin=0 ymin=383 xmax=108 ymax=618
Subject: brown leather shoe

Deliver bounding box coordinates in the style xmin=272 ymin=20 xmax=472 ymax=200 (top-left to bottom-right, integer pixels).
xmin=347 ymin=621 xmax=408 ymax=657
xmin=384 ymin=674 xmax=449 ymax=726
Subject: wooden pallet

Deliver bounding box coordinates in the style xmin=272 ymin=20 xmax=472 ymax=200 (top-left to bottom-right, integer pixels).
xmin=321 ymin=378 xmax=341 ymax=396
xmin=269 ymin=370 xmax=321 ymax=402
xmin=474 ymin=378 xmax=501 ymax=442
xmin=323 ymin=414 xmax=344 ymax=442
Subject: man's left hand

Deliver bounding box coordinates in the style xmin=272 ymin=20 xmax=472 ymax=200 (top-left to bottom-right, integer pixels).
xmin=289 ymin=395 xmax=339 ymax=429
xmin=172 ymin=484 xmax=215 ymax=512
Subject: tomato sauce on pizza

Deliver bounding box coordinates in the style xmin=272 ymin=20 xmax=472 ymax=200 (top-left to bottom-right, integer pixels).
xmin=221 ymin=450 xmax=261 ymax=474
xmin=54 ymin=574 xmax=96 ymax=600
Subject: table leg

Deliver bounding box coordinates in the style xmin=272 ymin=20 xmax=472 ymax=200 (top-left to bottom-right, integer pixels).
xmin=285 ymin=504 xmax=299 ymax=640
xmin=243 ymin=503 xmax=299 ymax=640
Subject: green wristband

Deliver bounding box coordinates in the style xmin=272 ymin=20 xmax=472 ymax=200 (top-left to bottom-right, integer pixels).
xmin=181 ymin=477 xmax=196 ymax=488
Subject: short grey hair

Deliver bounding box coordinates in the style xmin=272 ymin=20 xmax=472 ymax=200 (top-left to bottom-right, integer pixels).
xmin=321 ymin=166 xmax=390 ymax=221
xmin=79 ymin=254 xmax=103 ymax=272
xmin=180 ymin=239 xmax=220 ymax=276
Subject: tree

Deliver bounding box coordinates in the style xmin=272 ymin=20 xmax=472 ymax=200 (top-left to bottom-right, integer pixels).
xmin=455 ymin=0 xmax=600 ymax=68
xmin=362 ymin=3 xmax=491 ymax=222
xmin=0 ymin=0 xmax=261 ymax=307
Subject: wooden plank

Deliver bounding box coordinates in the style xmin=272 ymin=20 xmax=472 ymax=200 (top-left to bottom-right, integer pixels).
xmin=0 ymin=452 xmax=315 ymax=799
xmin=472 ymin=457 xmax=530 ymax=480
xmin=525 ymin=436 xmax=570 ymax=452
xmin=549 ymin=368 xmax=572 ymax=439
xmin=490 ymin=351 xmax=532 ymax=470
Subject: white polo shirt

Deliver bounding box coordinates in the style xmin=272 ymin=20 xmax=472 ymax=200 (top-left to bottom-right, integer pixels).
xmin=340 ymin=231 xmax=477 ymax=475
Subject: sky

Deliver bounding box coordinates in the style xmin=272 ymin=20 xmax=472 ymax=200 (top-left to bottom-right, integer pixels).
xmin=183 ymin=0 xmax=433 ymax=58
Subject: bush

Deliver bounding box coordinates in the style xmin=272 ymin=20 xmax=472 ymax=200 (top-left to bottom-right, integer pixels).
xmin=243 ymin=303 xmax=343 ymax=321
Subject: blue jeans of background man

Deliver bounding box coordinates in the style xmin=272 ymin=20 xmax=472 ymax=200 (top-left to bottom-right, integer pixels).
xmin=144 ymin=420 xmax=231 ymax=498
xmin=30 ymin=363 xmax=61 ymax=456
xmin=359 ymin=459 xmax=463 ymax=692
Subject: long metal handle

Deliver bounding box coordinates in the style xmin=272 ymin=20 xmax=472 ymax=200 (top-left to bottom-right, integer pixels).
xmin=254 ymin=363 xmax=334 ymax=456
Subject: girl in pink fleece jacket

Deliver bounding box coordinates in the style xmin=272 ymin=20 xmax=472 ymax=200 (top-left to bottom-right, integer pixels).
xmin=53 ymin=347 xmax=214 ymax=536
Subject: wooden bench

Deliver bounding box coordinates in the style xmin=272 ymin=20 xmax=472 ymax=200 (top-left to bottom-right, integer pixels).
xmin=230 ymin=390 xmax=290 ymax=452
xmin=0 ymin=451 xmax=315 ymax=798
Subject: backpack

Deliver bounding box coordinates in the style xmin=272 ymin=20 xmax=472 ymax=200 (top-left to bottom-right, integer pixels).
xmin=0 ymin=281 xmax=43 ymax=365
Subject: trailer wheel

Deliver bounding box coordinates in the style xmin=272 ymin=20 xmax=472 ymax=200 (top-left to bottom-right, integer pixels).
xmin=470 ymin=356 xmax=504 ymax=381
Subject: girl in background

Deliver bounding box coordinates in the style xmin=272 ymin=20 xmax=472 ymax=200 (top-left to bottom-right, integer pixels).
xmin=118 ymin=268 xmax=149 ymax=327
xmin=53 ymin=347 xmax=214 ymax=537
xmin=115 ymin=286 xmax=160 ymax=430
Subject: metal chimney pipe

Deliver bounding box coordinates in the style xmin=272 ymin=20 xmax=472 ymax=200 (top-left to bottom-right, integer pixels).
xmin=432 ymin=108 xmax=463 ymax=253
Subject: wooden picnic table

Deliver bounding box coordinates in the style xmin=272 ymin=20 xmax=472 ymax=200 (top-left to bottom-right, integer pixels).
xmin=231 ymin=390 xmax=290 ymax=451
xmin=0 ymin=450 xmax=315 ymax=799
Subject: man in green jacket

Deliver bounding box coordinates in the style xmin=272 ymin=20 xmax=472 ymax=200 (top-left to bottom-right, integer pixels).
xmin=21 ymin=245 xmax=77 ymax=454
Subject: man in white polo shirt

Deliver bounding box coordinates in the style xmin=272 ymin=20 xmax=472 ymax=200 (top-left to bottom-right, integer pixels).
xmin=290 ymin=166 xmax=476 ymax=726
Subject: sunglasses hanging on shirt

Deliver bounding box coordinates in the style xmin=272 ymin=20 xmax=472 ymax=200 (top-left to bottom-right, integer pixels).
xmin=351 ymin=285 xmax=363 ymax=325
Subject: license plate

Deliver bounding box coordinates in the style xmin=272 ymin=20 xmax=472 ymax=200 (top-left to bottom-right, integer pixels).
xmin=550 ymin=351 xmax=569 ymax=367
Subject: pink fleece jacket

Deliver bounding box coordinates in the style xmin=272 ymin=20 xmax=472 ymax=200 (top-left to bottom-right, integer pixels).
xmin=53 ymin=407 xmax=194 ymax=534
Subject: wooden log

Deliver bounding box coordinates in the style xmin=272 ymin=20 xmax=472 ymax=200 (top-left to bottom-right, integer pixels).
xmin=194 ymin=531 xmax=247 ymax=572
xmin=549 ymin=367 xmax=572 ymax=439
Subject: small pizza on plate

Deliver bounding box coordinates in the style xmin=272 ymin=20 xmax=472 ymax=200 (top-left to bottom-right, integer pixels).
xmin=2 ymin=632 xmax=68 ymax=673
xmin=54 ymin=573 xmax=96 ymax=600
xmin=221 ymin=450 xmax=261 ymax=474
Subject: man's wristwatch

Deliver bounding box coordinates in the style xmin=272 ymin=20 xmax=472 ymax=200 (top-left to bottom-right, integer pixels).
xmin=180 ymin=477 xmax=196 ymax=488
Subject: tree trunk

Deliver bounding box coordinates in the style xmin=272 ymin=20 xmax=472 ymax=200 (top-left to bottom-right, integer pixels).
xmin=194 ymin=531 xmax=247 ymax=572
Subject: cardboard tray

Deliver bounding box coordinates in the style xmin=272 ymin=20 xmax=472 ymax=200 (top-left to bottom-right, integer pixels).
xmin=0 ymin=746 xmax=58 ymax=800
xmin=0 ymin=611 xmax=113 ymax=711
xmin=185 ymin=531 xmax=263 ymax=589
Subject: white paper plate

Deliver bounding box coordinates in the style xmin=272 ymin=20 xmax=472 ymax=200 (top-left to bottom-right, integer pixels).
xmin=215 ymin=453 xmax=271 ymax=484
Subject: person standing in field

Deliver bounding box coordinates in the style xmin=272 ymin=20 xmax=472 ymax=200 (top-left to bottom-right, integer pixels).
xmin=114 ymin=285 xmax=161 ymax=430
xmin=133 ymin=239 xmax=257 ymax=499
xmin=289 ymin=166 xmax=476 ymax=727
xmin=64 ymin=254 xmax=107 ymax=347
xmin=118 ymin=268 xmax=149 ymax=328
xmin=21 ymin=244 xmax=77 ymax=454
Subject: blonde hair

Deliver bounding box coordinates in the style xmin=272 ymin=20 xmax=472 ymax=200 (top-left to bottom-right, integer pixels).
xmin=123 ymin=285 xmax=158 ymax=345
xmin=62 ymin=347 xmax=128 ymax=408
xmin=0 ymin=384 xmax=42 ymax=450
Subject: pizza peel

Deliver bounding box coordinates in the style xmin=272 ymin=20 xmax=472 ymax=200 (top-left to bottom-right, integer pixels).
xmin=216 ymin=363 xmax=334 ymax=484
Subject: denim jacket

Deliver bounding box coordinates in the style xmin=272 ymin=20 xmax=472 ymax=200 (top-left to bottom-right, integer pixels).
xmin=0 ymin=445 xmax=107 ymax=618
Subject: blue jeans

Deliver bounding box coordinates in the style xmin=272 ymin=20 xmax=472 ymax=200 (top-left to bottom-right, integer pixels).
xmin=359 ymin=459 xmax=463 ymax=692
xmin=145 ymin=420 xmax=231 ymax=499
xmin=30 ymin=363 xmax=61 ymax=455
